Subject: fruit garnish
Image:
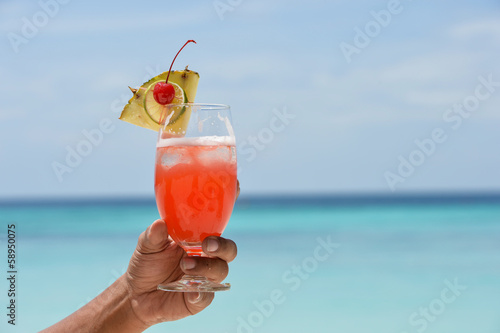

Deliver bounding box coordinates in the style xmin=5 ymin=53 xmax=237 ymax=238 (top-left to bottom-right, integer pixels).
xmin=144 ymin=81 xmax=187 ymax=124
xmin=153 ymin=40 xmax=196 ymax=105
xmin=119 ymin=67 xmax=199 ymax=131
xmin=153 ymin=82 xmax=176 ymax=105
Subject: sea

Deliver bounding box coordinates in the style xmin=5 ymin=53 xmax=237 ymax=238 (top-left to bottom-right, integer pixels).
xmin=0 ymin=194 xmax=499 ymax=333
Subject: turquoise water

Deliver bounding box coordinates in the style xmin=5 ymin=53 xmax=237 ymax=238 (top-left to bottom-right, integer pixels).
xmin=1 ymin=198 xmax=500 ymax=332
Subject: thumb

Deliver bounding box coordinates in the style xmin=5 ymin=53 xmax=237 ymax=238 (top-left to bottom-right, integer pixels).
xmin=136 ymin=219 xmax=170 ymax=254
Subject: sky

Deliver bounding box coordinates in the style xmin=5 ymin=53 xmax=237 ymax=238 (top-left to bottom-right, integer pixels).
xmin=1 ymin=0 xmax=499 ymax=199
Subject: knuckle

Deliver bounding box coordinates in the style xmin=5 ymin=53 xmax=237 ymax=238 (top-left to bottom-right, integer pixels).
xmin=136 ymin=242 xmax=150 ymax=255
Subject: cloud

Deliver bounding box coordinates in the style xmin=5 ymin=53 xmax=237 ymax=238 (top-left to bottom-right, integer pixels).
xmin=449 ymin=19 xmax=500 ymax=40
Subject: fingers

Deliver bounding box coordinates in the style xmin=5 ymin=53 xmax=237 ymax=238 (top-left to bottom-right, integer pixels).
xmin=181 ymin=257 xmax=229 ymax=283
xmin=184 ymin=292 xmax=215 ymax=313
xmin=177 ymin=237 xmax=237 ymax=283
xmin=202 ymin=236 xmax=238 ymax=263
xmin=236 ymin=179 xmax=240 ymax=200
xmin=136 ymin=219 xmax=171 ymax=255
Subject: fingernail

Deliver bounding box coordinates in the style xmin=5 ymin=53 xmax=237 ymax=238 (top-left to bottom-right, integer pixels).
xmin=187 ymin=292 xmax=201 ymax=304
xmin=207 ymin=238 xmax=219 ymax=252
xmin=182 ymin=258 xmax=196 ymax=270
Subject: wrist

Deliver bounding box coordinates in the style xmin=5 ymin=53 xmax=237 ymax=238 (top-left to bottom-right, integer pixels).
xmin=91 ymin=275 xmax=150 ymax=333
xmin=112 ymin=275 xmax=151 ymax=332
xmin=41 ymin=275 xmax=150 ymax=333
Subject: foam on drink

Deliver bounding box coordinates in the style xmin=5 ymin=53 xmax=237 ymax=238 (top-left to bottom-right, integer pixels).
xmin=157 ymin=135 xmax=235 ymax=148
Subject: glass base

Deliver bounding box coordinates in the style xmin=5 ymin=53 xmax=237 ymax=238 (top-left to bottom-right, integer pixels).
xmin=158 ymin=275 xmax=230 ymax=292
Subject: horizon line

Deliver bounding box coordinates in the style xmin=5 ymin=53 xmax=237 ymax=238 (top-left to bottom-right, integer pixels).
xmin=1 ymin=191 xmax=500 ymax=207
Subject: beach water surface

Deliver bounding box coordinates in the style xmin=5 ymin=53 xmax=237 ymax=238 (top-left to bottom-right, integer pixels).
xmin=1 ymin=197 xmax=499 ymax=332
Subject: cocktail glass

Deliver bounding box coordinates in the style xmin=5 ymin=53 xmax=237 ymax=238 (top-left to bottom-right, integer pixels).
xmin=155 ymin=103 xmax=237 ymax=292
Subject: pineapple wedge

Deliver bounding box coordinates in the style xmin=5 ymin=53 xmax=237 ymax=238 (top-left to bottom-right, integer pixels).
xmin=119 ymin=67 xmax=199 ymax=131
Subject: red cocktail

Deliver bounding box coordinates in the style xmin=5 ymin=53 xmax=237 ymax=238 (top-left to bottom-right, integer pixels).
xmin=155 ymin=141 xmax=237 ymax=256
xmin=155 ymin=103 xmax=237 ymax=292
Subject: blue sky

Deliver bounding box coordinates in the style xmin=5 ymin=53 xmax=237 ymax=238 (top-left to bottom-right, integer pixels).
xmin=1 ymin=0 xmax=499 ymax=198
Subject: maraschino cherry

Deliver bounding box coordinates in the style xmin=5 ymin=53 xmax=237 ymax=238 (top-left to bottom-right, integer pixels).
xmin=153 ymin=40 xmax=196 ymax=105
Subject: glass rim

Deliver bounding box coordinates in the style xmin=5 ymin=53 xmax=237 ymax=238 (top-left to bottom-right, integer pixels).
xmin=164 ymin=103 xmax=230 ymax=110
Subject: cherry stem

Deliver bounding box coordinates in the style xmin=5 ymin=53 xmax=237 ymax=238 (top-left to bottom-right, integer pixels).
xmin=165 ymin=40 xmax=196 ymax=84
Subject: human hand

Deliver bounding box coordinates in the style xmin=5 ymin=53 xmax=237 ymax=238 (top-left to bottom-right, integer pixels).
xmin=122 ymin=180 xmax=240 ymax=329
xmin=124 ymin=220 xmax=238 ymax=327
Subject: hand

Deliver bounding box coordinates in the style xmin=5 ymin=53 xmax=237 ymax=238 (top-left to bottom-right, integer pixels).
xmin=41 ymin=181 xmax=241 ymax=333
xmin=124 ymin=220 xmax=237 ymax=327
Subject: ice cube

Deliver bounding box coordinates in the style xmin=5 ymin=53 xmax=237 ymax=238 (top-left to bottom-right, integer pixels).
xmin=159 ymin=147 xmax=191 ymax=167
xmin=197 ymin=146 xmax=232 ymax=165
xmin=161 ymin=153 xmax=179 ymax=167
